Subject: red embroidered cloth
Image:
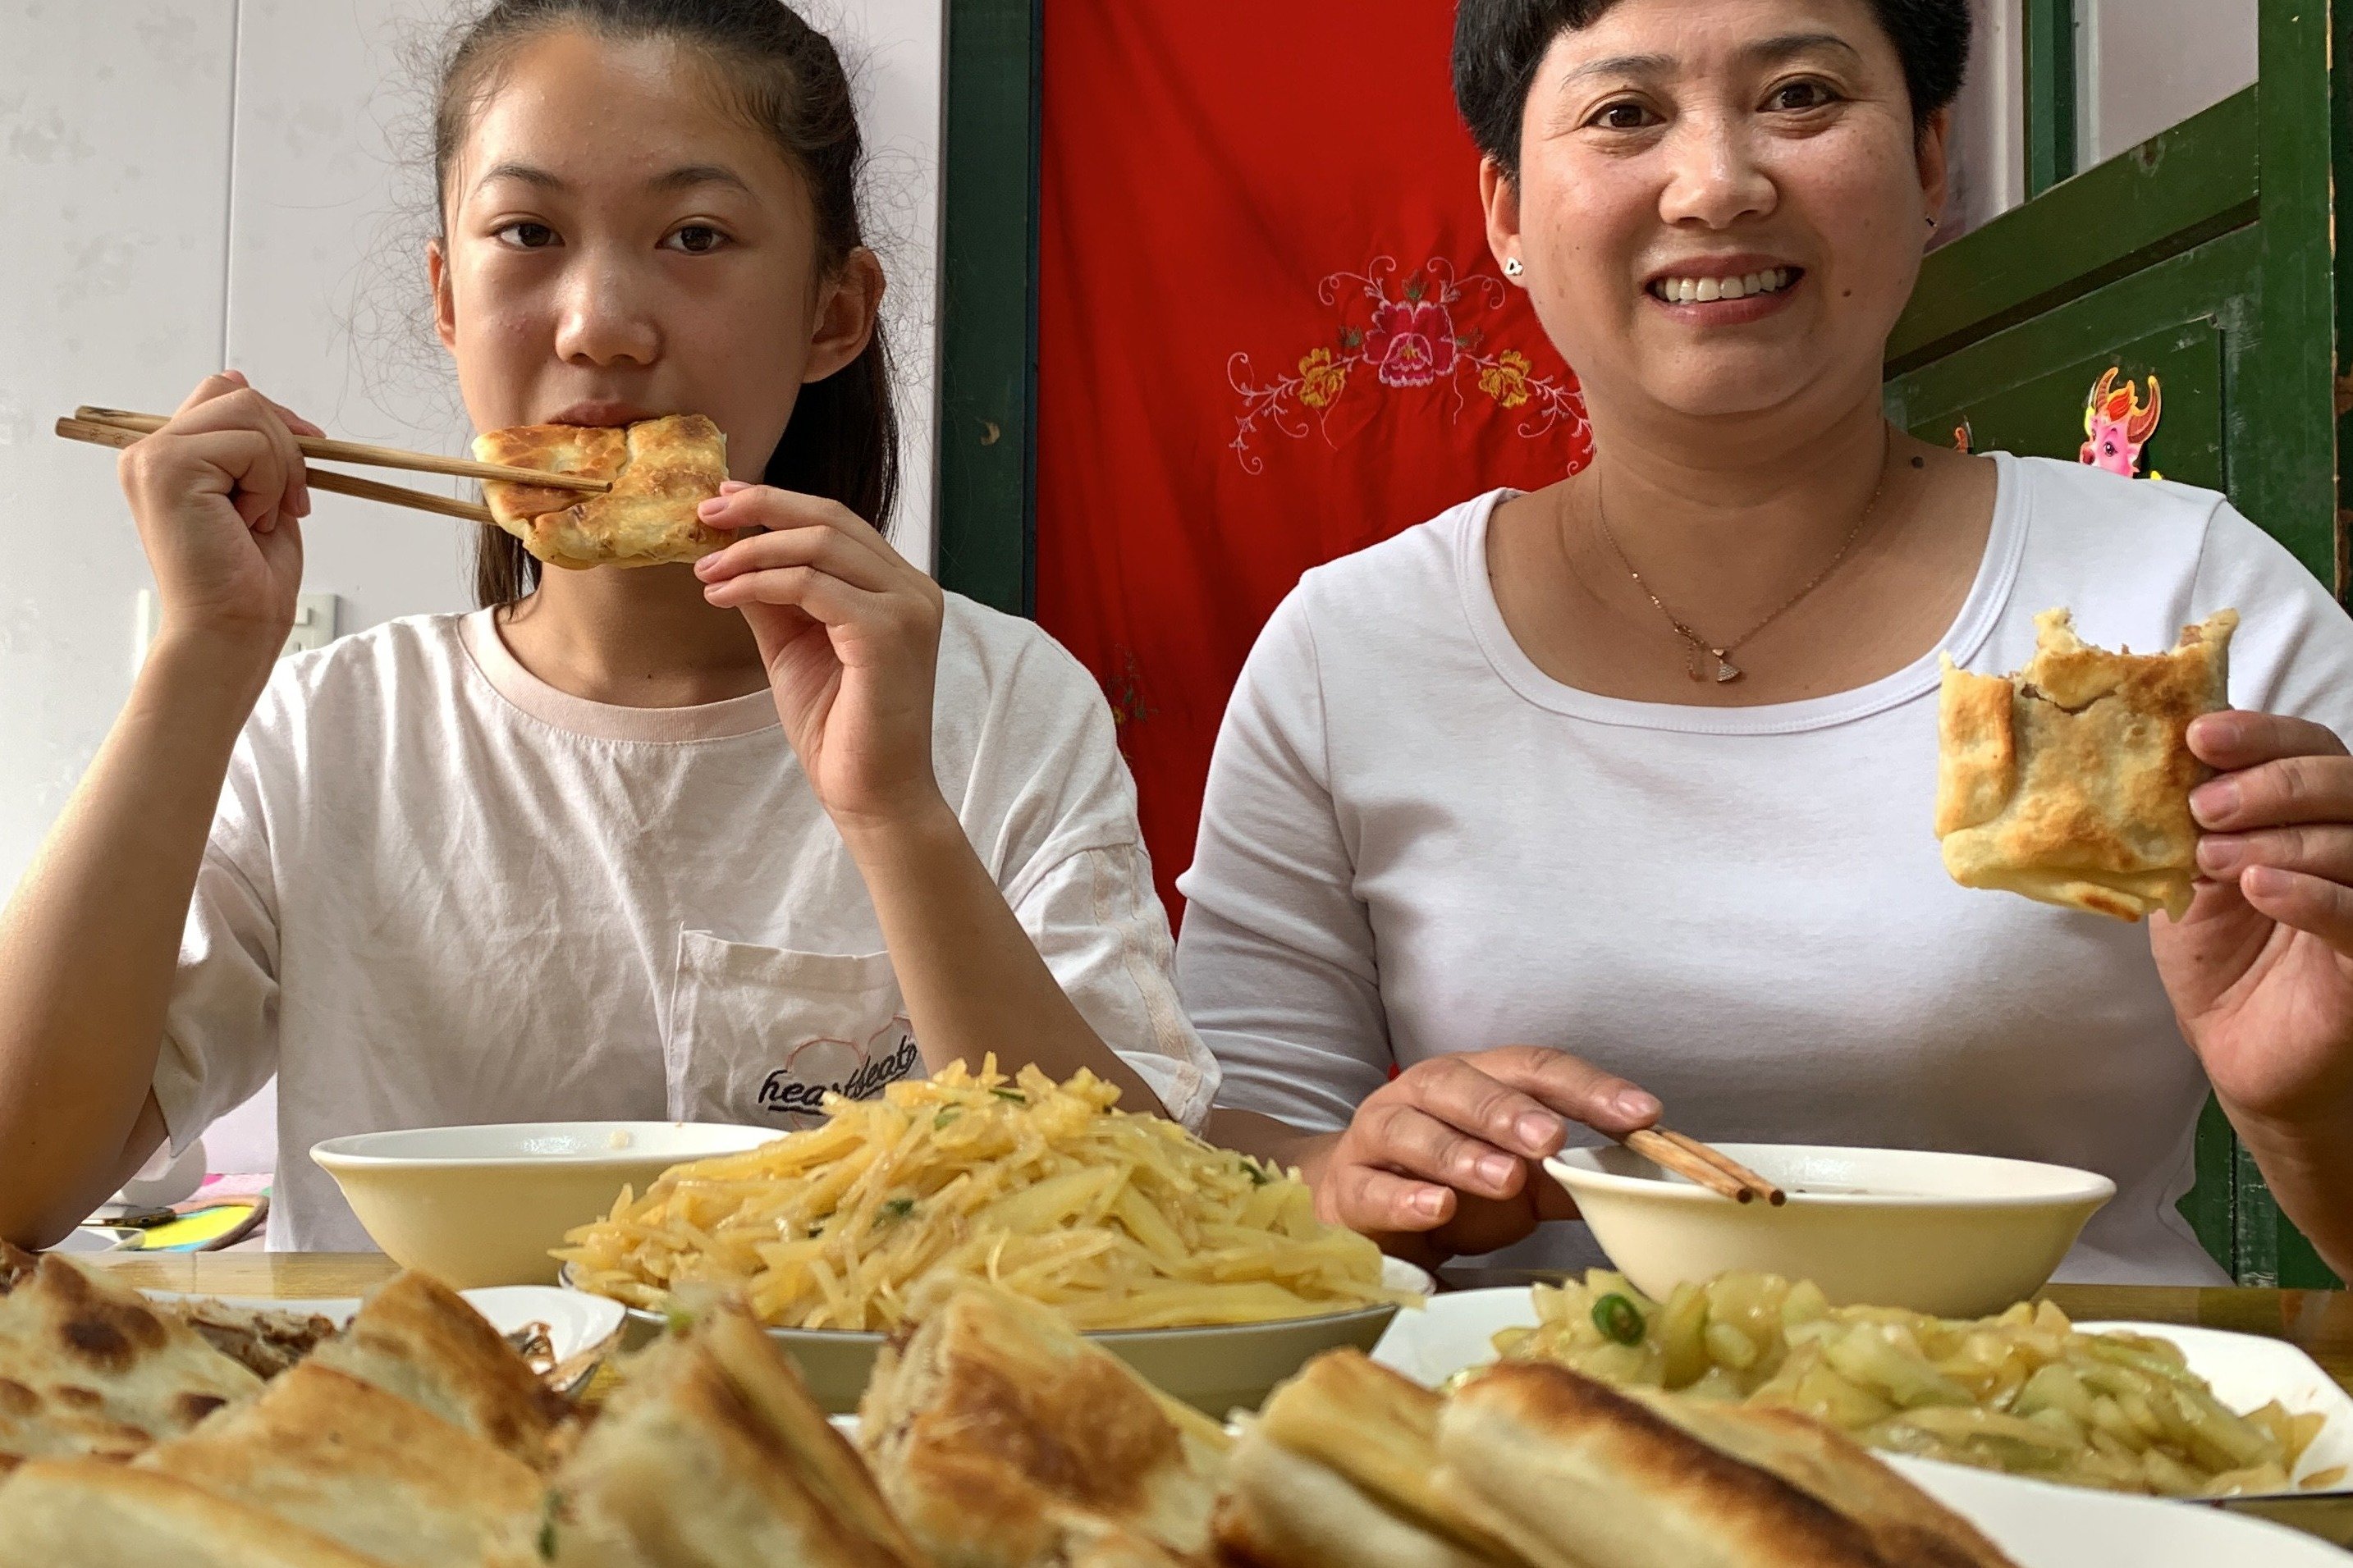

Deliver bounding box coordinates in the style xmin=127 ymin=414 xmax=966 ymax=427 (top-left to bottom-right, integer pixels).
xmin=1036 ymin=0 xmax=1592 ymax=920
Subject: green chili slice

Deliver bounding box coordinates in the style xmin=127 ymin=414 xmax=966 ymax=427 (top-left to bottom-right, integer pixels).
xmin=1591 ymin=1292 xmax=1646 ymax=1346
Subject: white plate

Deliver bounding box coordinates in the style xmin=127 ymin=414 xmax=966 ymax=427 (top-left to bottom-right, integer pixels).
xmin=572 ymin=1256 xmax=1435 ymax=1415
xmin=1891 ymin=1457 xmax=2351 ymax=1566
xmin=141 ymin=1283 xmax=627 ymax=1387
xmin=1371 ymin=1288 xmax=2353 ymax=1499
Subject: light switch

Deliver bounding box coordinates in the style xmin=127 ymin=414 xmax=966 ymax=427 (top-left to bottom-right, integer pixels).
xmin=135 ymin=590 xmax=340 ymax=665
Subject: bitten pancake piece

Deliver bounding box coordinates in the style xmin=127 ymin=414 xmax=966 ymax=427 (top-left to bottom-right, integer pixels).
xmin=0 ymin=1457 xmax=392 ymax=1568
xmin=1437 ymin=1361 xmax=2004 ymax=1568
xmin=138 ymin=1360 xmax=545 ymax=1568
xmin=1936 ymin=607 xmax=2236 ymax=921
xmin=474 ymin=414 xmax=729 ymax=569
xmin=857 ymin=1278 xmax=1227 ymax=1568
xmin=547 ymin=1303 xmax=922 ymax=1568
xmin=307 ymin=1270 xmax=557 ymax=1468
xmin=0 ymin=1246 xmax=261 ymax=1468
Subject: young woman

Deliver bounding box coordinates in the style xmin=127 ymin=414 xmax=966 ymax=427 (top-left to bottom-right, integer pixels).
xmin=0 ymin=0 xmax=1210 ymax=1251
xmin=1184 ymin=0 xmax=2353 ymax=1282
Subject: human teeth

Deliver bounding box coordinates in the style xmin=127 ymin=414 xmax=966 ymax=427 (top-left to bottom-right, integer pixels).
xmin=1655 ymin=267 xmax=1792 ymax=303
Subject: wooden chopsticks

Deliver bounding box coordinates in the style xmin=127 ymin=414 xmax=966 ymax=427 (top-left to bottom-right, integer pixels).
xmin=71 ymin=407 xmax=611 ymax=493
xmin=56 ymin=418 xmax=497 ymax=525
xmin=1624 ymin=1127 xmax=1787 ymax=1205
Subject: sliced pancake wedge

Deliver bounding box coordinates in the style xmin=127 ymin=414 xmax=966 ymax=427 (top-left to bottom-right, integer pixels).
xmin=1215 ymin=1350 xmax=1523 ymax=1568
xmin=0 ymin=1457 xmax=393 ymax=1568
xmin=1630 ymin=1395 xmax=2013 ymax=1568
xmin=857 ymin=1278 xmax=1227 ymax=1568
xmin=0 ymin=1245 xmax=261 ymax=1467
xmin=1436 ymin=1360 xmax=2020 ymax=1568
xmin=548 ymin=1299 xmax=922 ymax=1567
xmin=308 ymin=1269 xmax=558 ymax=1467
xmin=138 ymin=1360 xmax=546 ymax=1568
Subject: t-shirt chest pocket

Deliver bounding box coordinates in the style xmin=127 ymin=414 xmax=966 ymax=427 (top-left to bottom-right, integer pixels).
xmin=665 ymin=930 xmax=924 ymax=1128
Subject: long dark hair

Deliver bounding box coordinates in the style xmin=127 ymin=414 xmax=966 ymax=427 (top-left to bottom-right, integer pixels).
xmin=432 ymin=0 xmax=900 ymax=606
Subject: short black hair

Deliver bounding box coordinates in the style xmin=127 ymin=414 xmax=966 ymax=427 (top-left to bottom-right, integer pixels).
xmin=1453 ymin=0 xmax=1972 ymax=177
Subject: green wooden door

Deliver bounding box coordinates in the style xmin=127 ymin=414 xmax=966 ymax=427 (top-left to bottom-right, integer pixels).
xmin=1884 ymin=1 xmax=2350 ymax=1285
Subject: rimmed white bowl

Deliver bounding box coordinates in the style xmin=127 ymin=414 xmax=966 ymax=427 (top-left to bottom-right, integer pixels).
xmin=311 ymin=1121 xmax=780 ymax=1289
xmin=572 ymin=1255 xmax=1435 ymax=1416
xmin=1545 ymin=1143 xmax=2114 ymax=1319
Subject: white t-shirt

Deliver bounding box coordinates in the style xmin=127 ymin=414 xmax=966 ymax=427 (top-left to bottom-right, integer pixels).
xmin=1175 ymin=454 xmax=2353 ymax=1284
xmin=157 ymin=597 xmax=1215 ymax=1250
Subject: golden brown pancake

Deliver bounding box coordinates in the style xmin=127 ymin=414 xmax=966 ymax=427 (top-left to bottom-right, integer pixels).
xmin=474 ymin=414 xmax=730 ymax=569
xmin=307 ymin=1270 xmax=558 ymax=1469
xmin=1435 ymin=1360 xmax=2018 ymax=1568
xmin=138 ymin=1360 xmax=545 ymax=1568
xmin=548 ymin=1301 xmax=923 ymax=1567
xmin=0 ymin=1457 xmax=394 ymax=1567
xmin=1936 ymin=607 xmax=2236 ymax=921
xmin=858 ymin=1279 xmax=1227 ymax=1568
xmin=0 ymin=1246 xmax=261 ymax=1468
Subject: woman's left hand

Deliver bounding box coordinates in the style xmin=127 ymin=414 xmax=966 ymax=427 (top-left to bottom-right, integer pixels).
xmin=694 ymin=483 xmax=948 ymax=830
xmin=2152 ymin=711 xmax=2353 ymax=1129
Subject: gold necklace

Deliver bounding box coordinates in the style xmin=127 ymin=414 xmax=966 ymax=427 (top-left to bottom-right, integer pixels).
xmin=1589 ymin=438 xmax=1893 ymax=683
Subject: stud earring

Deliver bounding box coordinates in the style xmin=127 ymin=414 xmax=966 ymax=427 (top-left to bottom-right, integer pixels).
xmin=1504 ymin=256 xmax=1525 ymax=278
xmin=1925 ymin=214 xmax=1938 ymax=229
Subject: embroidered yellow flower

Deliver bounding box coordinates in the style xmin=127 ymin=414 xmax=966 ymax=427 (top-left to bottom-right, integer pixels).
xmin=1479 ymin=350 xmax=1533 ymax=408
xmin=1297 ymin=348 xmax=1350 ymax=409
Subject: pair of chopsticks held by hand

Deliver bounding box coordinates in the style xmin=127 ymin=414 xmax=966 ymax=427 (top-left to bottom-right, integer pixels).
xmin=1623 ymin=1126 xmax=1787 ymax=1205
xmin=54 ymin=405 xmax=611 ymax=525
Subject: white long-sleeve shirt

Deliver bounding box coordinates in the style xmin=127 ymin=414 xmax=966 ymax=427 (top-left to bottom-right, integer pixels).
xmin=1176 ymin=454 xmax=2353 ymax=1283
xmin=158 ymin=596 xmax=1215 ymax=1250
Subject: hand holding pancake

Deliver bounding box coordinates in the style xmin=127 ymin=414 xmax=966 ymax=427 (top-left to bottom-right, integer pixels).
xmin=693 ymin=484 xmax=949 ymax=831
xmin=2154 ymin=710 xmax=2353 ymax=1130
xmin=1315 ymin=1045 xmax=1662 ymax=1265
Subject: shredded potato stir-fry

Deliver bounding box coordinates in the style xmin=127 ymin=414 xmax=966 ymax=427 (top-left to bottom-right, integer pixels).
xmin=556 ymin=1061 xmax=1404 ymax=1332
xmin=1485 ymin=1269 xmax=2341 ymax=1498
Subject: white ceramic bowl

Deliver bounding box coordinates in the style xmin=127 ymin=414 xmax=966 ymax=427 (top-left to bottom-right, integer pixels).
xmin=311 ymin=1121 xmax=780 ymax=1290
xmin=1545 ymin=1144 xmax=2114 ymax=1319
xmin=578 ymin=1256 xmax=1435 ymax=1416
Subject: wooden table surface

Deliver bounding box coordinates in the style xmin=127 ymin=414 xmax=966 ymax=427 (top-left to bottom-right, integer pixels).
xmin=83 ymin=1251 xmax=2353 ymax=1394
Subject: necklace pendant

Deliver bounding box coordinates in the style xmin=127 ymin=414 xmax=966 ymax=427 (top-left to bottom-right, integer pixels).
xmin=1712 ymin=653 xmax=1742 ymax=683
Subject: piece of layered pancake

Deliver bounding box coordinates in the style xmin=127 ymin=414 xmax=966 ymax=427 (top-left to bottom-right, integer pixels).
xmin=0 ymin=1245 xmax=262 ymax=1470
xmin=858 ymin=1279 xmax=1229 ymax=1568
xmin=474 ymin=414 xmax=730 ymax=569
xmin=307 ymin=1269 xmax=561 ymax=1469
xmin=135 ymin=1360 xmax=546 ymax=1568
xmin=546 ymin=1298 xmax=924 ymax=1567
xmin=1215 ymin=1350 xmax=1523 ymax=1568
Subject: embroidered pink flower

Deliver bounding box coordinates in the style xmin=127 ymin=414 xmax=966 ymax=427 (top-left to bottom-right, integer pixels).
xmin=1362 ymin=299 xmax=1456 ymax=387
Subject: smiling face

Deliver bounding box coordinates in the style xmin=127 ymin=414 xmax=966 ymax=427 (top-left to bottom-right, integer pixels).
xmin=1483 ymin=0 xmax=1948 ymax=432
xmin=428 ymin=27 xmax=879 ymax=479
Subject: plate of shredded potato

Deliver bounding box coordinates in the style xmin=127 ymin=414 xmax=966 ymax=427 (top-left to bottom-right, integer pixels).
xmin=554 ymin=1060 xmax=1426 ymax=1411
xmin=1371 ymin=1270 xmax=2353 ymax=1502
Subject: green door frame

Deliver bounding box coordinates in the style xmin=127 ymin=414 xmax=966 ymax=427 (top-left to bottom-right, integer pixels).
xmin=934 ymin=0 xmax=1041 ymax=615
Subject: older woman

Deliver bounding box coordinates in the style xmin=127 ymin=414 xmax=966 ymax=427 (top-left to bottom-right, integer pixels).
xmin=1181 ymin=0 xmax=2353 ymax=1283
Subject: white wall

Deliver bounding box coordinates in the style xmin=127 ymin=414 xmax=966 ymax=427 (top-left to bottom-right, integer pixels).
xmin=0 ymin=0 xmax=944 ymax=1172
xmin=1936 ymin=0 xmax=2026 ymax=244
xmin=2080 ymin=0 xmax=2258 ymax=167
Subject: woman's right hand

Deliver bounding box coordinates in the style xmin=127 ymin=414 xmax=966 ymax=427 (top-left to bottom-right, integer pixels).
xmin=117 ymin=371 xmax=320 ymax=660
xmin=1312 ymin=1045 xmax=1661 ymax=1264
